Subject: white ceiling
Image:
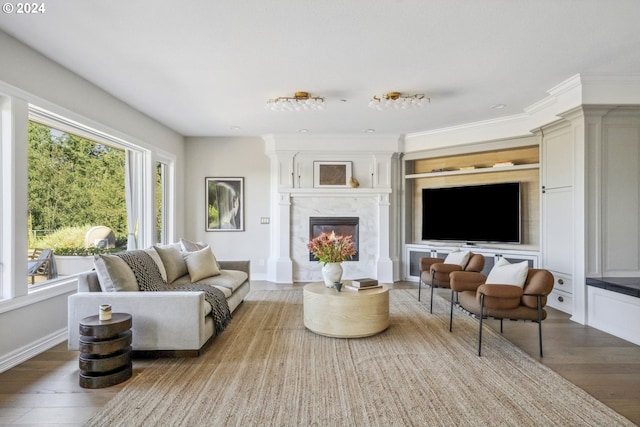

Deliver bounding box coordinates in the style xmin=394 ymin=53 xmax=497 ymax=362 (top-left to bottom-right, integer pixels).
xmin=1 ymin=0 xmax=639 ymax=137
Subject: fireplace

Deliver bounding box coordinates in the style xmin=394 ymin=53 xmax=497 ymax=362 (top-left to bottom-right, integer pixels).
xmin=309 ymin=217 xmax=359 ymax=261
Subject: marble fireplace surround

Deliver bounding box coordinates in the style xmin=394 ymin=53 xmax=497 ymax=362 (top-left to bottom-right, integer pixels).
xmin=264 ymin=135 xmax=400 ymax=284
xmin=271 ymin=188 xmax=394 ymax=284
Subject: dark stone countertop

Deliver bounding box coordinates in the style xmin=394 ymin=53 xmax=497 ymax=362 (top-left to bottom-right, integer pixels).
xmin=586 ymin=277 xmax=640 ymax=298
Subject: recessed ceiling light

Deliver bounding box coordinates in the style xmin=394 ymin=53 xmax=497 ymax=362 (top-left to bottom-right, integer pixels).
xmin=230 ymin=126 xmax=241 ymax=131
xmin=340 ymin=99 xmax=348 ymax=103
xmin=491 ymin=104 xmax=506 ymax=110
xmin=298 ymin=128 xmax=309 ymax=133
xmin=363 ymin=129 xmax=376 ymax=133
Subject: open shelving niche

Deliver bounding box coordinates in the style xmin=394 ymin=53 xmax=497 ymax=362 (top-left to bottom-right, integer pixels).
xmin=405 ymin=163 xmax=539 ymax=179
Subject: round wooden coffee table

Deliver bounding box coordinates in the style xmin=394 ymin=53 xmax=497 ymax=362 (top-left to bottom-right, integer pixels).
xmin=303 ymin=282 xmax=390 ymax=338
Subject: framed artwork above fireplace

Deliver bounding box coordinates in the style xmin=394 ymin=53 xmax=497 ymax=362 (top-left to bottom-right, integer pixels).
xmin=313 ymin=161 xmax=352 ymax=188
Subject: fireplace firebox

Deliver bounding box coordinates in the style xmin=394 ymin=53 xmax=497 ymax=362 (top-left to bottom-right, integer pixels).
xmin=309 ymin=217 xmax=359 ymax=261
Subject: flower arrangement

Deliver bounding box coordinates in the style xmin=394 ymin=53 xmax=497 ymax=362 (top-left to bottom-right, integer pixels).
xmin=307 ymin=231 xmax=356 ymax=265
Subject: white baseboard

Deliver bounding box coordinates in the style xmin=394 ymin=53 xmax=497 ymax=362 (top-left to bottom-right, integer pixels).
xmin=0 ymin=327 xmax=68 ymax=374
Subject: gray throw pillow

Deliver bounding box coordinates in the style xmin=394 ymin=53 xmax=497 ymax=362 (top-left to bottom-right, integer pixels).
xmin=154 ymin=244 xmax=189 ymax=283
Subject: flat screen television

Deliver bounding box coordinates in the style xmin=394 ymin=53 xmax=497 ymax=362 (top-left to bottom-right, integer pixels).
xmin=421 ymin=182 xmax=521 ymax=243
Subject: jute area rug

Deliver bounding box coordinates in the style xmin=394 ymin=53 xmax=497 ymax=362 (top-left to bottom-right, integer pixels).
xmin=86 ymin=289 xmax=634 ymax=427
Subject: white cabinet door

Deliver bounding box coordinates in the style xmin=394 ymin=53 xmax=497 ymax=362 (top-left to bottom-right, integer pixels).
xmin=542 ymin=126 xmax=573 ymax=189
xmin=542 ymin=187 xmax=573 ymax=275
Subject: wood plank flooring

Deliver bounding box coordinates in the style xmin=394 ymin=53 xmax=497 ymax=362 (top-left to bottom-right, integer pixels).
xmin=0 ymin=281 xmax=638 ymax=426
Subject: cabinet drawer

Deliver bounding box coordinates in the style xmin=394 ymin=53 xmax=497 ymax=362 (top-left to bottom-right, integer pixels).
xmin=547 ymin=289 xmax=573 ymax=314
xmin=550 ymin=272 xmax=573 ymax=295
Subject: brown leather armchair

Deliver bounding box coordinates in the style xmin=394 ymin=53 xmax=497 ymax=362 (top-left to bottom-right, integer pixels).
xmin=449 ymin=268 xmax=554 ymax=357
xmin=419 ymin=252 xmax=485 ymax=313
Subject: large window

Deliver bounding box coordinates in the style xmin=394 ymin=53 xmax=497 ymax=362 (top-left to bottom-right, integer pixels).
xmin=0 ymin=87 xmax=175 ymax=308
xmin=156 ymin=160 xmax=168 ymax=244
xmin=27 ymin=120 xmax=129 ymax=285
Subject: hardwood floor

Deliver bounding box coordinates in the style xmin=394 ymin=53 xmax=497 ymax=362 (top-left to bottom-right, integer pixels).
xmin=0 ymin=281 xmax=638 ymax=426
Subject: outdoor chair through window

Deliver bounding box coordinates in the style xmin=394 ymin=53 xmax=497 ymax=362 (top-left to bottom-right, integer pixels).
xmin=27 ymin=248 xmax=57 ymax=284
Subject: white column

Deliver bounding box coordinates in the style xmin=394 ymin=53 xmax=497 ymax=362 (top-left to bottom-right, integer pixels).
xmin=376 ymin=193 xmax=394 ymax=283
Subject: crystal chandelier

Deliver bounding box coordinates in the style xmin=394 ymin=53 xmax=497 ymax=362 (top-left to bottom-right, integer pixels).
xmin=266 ymin=91 xmax=325 ymax=112
xmin=368 ymin=92 xmax=429 ymax=110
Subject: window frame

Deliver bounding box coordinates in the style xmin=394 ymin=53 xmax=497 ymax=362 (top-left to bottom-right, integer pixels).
xmin=0 ymin=84 xmax=175 ymax=308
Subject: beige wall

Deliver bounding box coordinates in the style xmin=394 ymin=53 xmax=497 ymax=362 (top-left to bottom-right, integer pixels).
xmin=184 ymin=137 xmax=271 ymax=278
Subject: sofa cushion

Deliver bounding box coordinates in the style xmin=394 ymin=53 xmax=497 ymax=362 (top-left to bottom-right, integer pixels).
xmin=486 ymin=257 xmax=529 ymax=288
xmin=94 ymin=254 xmax=139 ymax=292
xmin=154 ymin=243 xmax=188 ymax=283
xmin=196 ymin=269 xmax=249 ymax=292
xmin=184 ymin=246 xmax=221 ymax=282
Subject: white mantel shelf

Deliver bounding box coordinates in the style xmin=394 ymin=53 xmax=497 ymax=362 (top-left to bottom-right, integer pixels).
xmin=281 ymin=187 xmax=392 ymax=196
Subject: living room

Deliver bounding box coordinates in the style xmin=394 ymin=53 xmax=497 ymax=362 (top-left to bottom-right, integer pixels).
xmin=1 ymin=1 xmax=640 ymax=425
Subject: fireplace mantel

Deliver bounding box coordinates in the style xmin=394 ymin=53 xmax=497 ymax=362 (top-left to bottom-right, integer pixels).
xmin=269 ymin=188 xmax=394 ymax=284
xmin=265 ymin=138 xmax=400 ymax=284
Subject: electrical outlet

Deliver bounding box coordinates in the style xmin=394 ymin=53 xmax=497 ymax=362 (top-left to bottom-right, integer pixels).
xmin=260 ymin=217 xmax=270 ymax=224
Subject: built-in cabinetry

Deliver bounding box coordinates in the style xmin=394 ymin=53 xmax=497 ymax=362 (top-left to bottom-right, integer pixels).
xmin=537 ymin=121 xmax=575 ymax=314
xmin=405 ymin=244 xmax=539 ymax=281
xmin=402 ymin=136 xmax=542 ymax=284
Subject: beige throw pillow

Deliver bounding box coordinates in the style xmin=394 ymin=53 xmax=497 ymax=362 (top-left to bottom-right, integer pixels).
xmin=485 ymin=258 xmax=529 ymax=287
xmin=94 ymin=254 xmax=139 ymax=292
xmin=154 ymin=244 xmax=189 ymax=283
xmin=180 ymin=237 xmax=221 ymax=270
xmin=184 ymin=246 xmax=221 ymax=282
xmin=180 ymin=237 xmax=207 ymax=252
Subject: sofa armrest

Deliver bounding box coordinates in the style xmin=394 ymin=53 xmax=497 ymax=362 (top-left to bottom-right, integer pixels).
xmin=68 ymin=291 xmax=209 ymax=351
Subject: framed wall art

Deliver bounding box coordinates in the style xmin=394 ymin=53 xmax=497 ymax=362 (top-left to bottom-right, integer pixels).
xmin=313 ymin=161 xmax=352 ymax=188
xmin=205 ymin=177 xmax=244 ymax=231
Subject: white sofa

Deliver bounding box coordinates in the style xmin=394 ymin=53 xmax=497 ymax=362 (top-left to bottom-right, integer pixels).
xmin=68 ymin=243 xmax=250 ymax=356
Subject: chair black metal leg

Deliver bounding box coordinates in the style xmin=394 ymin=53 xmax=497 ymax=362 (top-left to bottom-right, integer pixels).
xmin=429 ymin=270 xmax=435 ymax=313
xmin=478 ymin=293 xmax=484 ymax=356
xmin=500 ymin=318 xmax=503 ymax=333
xmin=430 ymin=284 xmax=434 ymax=313
xmin=449 ymin=290 xmax=455 ymax=332
xmin=418 ymin=278 xmax=422 ymax=301
xmin=537 ymin=295 xmax=544 ymax=358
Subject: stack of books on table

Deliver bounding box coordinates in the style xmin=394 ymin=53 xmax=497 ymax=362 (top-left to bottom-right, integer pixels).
xmin=345 ymin=278 xmax=381 ymax=291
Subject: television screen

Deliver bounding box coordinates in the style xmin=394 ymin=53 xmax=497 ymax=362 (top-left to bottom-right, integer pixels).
xmin=421 ymin=182 xmax=521 ymax=243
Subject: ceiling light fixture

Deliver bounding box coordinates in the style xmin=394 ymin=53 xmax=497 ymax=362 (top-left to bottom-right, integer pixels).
xmin=266 ymin=91 xmax=325 ymax=112
xmin=368 ymin=92 xmax=428 ymax=110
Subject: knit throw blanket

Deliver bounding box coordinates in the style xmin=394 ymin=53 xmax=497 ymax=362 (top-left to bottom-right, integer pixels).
xmin=116 ymin=250 xmax=231 ymax=336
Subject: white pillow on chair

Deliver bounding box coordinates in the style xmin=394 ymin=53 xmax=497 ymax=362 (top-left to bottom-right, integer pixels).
xmin=444 ymin=250 xmax=471 ymax=268
xmin=486 ymin=257 xmax=529 ymax=287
